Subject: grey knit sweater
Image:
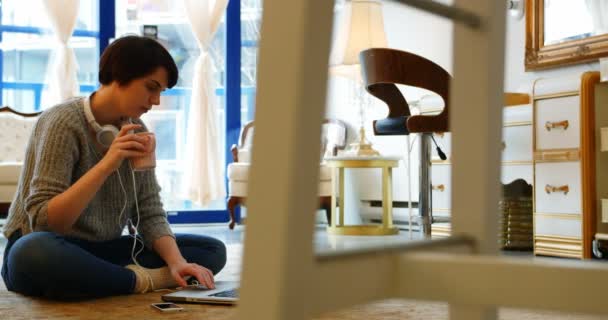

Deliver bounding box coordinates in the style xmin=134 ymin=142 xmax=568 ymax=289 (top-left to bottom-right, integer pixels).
xmin=2 ymin=97 xmax=174 ymax=248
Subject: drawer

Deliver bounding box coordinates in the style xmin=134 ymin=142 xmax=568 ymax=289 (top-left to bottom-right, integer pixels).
xmin=431 ymin=164 xmax=451 ymax=210
xmin=534 ymin=162 xmax=581 ymax=214
xmin=502 ymin=125 xmax=532 ymax=162
xmin=432 ymin=132 xmax=451 ymax=161
xmin=535 ymin=214 xmax=581 ymax=238
xmin=535 ymin=95 xmax=580 ymax=150
xmin=503 ymin=104 xmax=532 ymax=123
xmin=501 ymin=164 xmax=533 ymax=185
xmin=533 ymin=76 xmax=579 ymax=97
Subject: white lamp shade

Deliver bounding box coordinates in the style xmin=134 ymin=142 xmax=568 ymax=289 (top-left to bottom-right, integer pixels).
xmin=329 ymin=0 xmax=387 ymax=78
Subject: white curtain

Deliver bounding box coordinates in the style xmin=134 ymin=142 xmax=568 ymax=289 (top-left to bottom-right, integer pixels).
xmin=585 ymin=0 xmax=608 ymax=34
xmin=182 ymin=0 xmax=229 ymax=206
xmin=42 ymin=0 xmax=80 ymax=107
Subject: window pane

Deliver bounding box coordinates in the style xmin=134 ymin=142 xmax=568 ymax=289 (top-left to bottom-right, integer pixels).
xmin=241 ymin=0 xmax=261 ymax=124
xmin=2 ymin=89 xmax=36 ymax=113
xmin=115 ymin=0 xmax=227 ymax=211
xmin=1 ymin=0 xmax=98 ymax=31
xmin=1 ymin=0 xmax=51 ymax=28
xmin=2 ymin=33 xmax=50 ymax=83
xmin=77 ymin=0 xmax=100 ymax=31
xmin=0 ymin=1 xmax=99 ymax=111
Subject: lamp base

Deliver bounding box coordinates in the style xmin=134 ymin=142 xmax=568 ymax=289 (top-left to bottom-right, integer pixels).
xmin=344 ymin=142 xmax=381 ymax=156
xmin=345 ymin=126 xmax=381 ymax=156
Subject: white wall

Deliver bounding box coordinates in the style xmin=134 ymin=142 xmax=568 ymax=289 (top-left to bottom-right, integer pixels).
xmin=383 ymin=0 xmax=453 ymax=73
xmin=325 ymin=1 xmax=601 ymax=220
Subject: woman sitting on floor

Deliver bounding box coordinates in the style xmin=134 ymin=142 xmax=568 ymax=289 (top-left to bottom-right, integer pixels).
xmin=1 ymin=35 xmax=226 ymax=300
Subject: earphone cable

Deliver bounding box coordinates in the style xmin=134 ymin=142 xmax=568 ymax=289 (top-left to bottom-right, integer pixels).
xmin=128 ymin=161 xmax=145 ymax=267
xmin=116 ymin=168 xmax=128 ymax=231
xmin=115 ymin=164 xmax=144 ymax=267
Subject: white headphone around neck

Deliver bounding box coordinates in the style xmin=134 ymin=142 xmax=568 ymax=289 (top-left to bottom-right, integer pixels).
xmin=83 ymin=95 xmax=122 ymax=148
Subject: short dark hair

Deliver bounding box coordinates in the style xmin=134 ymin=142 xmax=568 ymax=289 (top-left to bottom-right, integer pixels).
xmin=98 ymin=35 xmax=179 ymax=88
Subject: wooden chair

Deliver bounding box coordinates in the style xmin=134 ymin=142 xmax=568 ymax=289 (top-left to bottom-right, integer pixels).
xmin=360 ymin=48 xmax=452 ymax=236
xmin=226 ymin=119 xmax=347 ymax=229
xmin=0 ymin=106 xmax=41 ymax=217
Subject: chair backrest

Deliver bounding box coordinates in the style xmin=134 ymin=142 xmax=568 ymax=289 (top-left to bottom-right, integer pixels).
xmin=231 ymin=119 xmax=347 ymax=163
xmin=0 ymin=107 xmax=41 ymax=162
xmin=360 ymin=48 xmax=452 ymax=134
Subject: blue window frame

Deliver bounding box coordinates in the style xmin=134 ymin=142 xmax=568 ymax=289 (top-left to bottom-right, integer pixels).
xmin=220 ymin=0 xmax=243 ymax=225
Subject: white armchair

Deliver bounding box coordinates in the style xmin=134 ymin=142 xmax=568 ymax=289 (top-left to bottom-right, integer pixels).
xmin=0 ymin=107 xmax=40 ymax=216
xmin=226 ymin=119 xmax=347 ymax=229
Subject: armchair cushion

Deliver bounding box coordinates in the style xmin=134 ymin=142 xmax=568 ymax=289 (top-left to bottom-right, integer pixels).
xmin=0 ymin=162 xmax=22 ymax=184
xmin=0 ymin=112 xmax=37 ymax=162
xmin=0 ymin=186 xmax=17 ymax=202
xmin=0 ymin=163 xmax=21 ymax=207
xmin=0 ymin=107 xmax=41 ymax=205
xmin=226 ymin=162 xmax=250 ymax=182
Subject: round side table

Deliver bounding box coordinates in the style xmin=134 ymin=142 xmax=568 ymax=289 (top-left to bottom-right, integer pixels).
xmin=324 ymin=156 xmax=401 ymax=235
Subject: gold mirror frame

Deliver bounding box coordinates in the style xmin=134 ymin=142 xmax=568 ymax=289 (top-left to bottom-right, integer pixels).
xmin=525 ymin=0 xmax=608 ymax=70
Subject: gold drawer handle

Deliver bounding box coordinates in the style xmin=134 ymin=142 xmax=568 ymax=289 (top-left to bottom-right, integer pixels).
xmin=432 ymin=184 xmax=445 ymax=192
xmin=501 ymin=141 xmax=506 ymax=151
xmin=545 ymin=120 xmax=569 ymax=131
xmin=545 ymin=184 xmax=569 ymax=195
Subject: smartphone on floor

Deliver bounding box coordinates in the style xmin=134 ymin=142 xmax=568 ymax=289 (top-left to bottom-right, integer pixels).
xmin=151 ymin=302 xmax=184 ymax=312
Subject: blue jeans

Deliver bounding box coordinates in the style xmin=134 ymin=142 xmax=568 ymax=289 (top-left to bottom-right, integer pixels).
xmin=1 ymin=230 xmax=226 ymax=300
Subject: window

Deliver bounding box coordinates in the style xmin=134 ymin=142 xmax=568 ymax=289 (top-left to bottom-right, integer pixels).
xmin=115 ymin=0 xmax=227 ymax=211
xmin=0 ymin=0 xmax=99 ymax=112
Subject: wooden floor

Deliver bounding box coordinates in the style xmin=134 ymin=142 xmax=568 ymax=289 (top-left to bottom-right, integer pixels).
xmin=1 ymin=286 xmax=603 ymax=320
xmin=0 ymin=225 xmax=604 ymax=319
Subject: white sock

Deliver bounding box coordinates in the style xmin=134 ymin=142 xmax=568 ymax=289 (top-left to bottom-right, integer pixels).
xmin=126 ymin=264 xmax=179 ymax=293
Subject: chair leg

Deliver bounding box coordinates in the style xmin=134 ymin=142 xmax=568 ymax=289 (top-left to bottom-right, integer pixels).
xmin=319 ymin=196 xmax=331 ymax=225
xmin=227 ymin=196 xmax=241 ymax=229
xmin=419 ymin=133 xmax=433 ymax=238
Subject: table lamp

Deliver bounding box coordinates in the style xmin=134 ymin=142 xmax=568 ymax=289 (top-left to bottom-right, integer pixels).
xmin=329 ymin=0 xmax=387 ymax=156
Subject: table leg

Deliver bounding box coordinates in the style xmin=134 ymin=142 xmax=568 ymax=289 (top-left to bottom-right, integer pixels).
xmin=330 ymin=168 xmax=336 ymax=228
xmin=382 ymin=166 xmax=394 ymax=229
xmin=339 ymin=167 xmax=345 ymax=227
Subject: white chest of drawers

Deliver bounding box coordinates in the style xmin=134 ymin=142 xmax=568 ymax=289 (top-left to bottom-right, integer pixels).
xmin=427 ymin=72 xmax=600 ymax=259
xmin=532 ymin=72 xmax=600 ymax=259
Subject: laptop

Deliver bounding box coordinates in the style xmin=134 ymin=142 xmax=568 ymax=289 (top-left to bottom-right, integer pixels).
xmin=162 ymin=281 xmax=239 ymax=305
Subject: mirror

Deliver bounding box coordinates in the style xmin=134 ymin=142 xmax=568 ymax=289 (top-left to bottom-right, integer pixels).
xmin=525 ymin=0 xmax=608 ymax=70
